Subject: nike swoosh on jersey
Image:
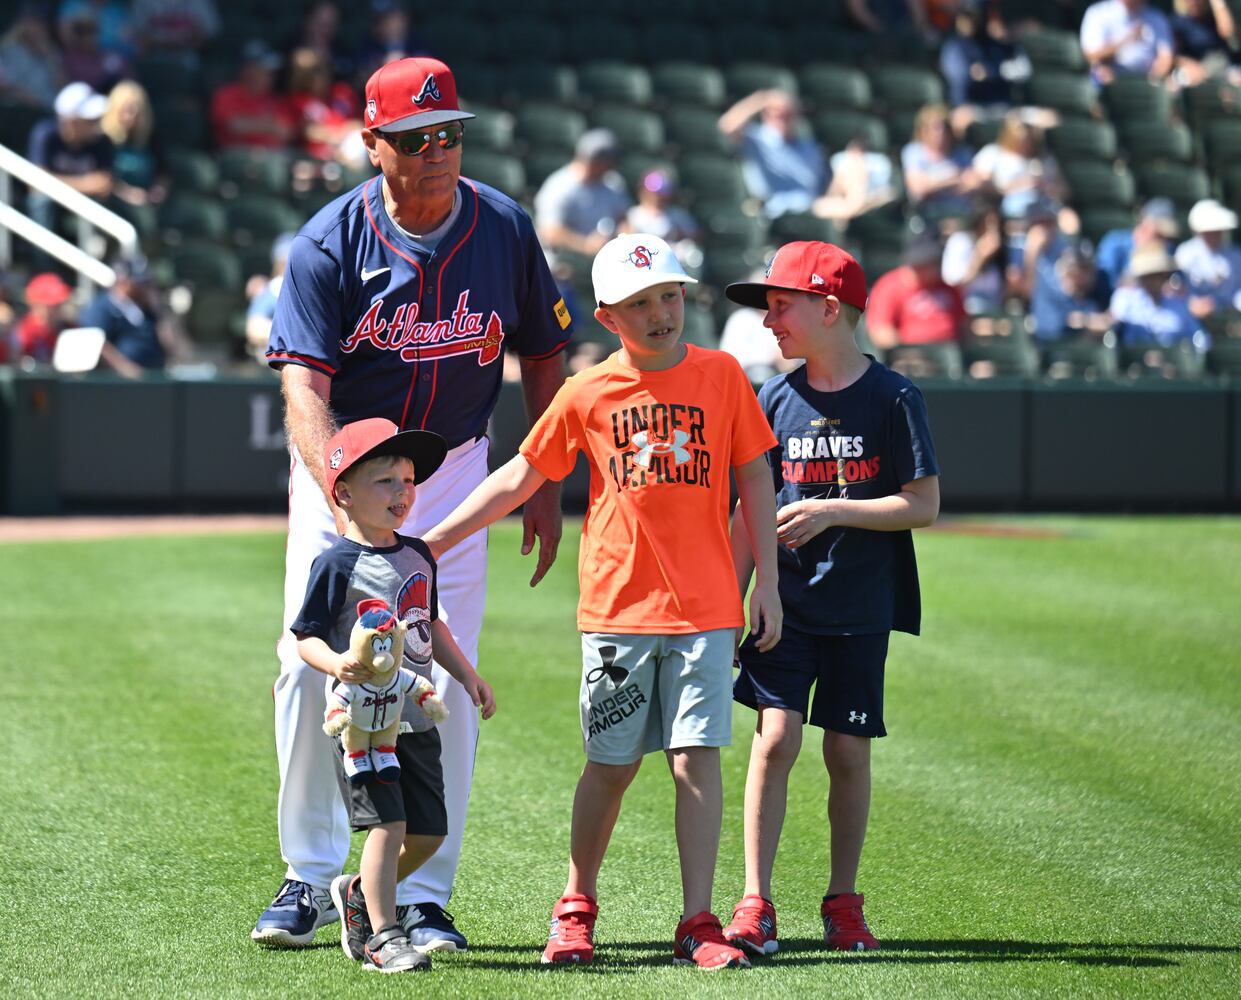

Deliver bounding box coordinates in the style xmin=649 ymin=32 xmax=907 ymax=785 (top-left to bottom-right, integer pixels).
xmin=360 ymin=266 xmax=391 ymax=282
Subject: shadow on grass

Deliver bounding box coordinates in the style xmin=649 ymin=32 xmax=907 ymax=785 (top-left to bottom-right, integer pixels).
xmin=449 ymin=938 xmax=1241 ymax=971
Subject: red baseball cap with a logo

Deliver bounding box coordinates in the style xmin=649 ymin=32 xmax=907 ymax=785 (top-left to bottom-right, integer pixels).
xmin=364 ymin=56 xmax=476 ymax=133
xmin=725 ymin=242 xmax=868 ymax=311
xmin=324 ymin=418 xmax=448 ymax=501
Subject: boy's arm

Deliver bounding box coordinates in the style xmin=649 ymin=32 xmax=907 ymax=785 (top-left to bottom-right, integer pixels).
xmin=429 ymin=619 xmax=497 ymax=719
xmin=776 ymin=475 xmax=940 ymax=549
xmin=735 ymin=454 xmax=782 ymax=652
xmin=422 ymin=453 xmax=549 ymax=561
xmin=295 ymin=634 xmax=370 ymax=683
xmin=730 ymin=499 xmax=756 ymax=598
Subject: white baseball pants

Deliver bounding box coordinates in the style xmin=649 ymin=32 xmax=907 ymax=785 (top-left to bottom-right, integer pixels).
xmin=273 ymin=435 xmax=489 ymax=905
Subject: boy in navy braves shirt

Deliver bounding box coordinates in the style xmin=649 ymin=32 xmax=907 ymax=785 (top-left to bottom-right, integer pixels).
xmin=292 ymin=418 xmax=496 ymax=973
xmin=720 ymin=243 xmax=940 ymax=955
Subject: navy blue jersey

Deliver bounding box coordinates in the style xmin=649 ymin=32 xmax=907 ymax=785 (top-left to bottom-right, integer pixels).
xmin=267 ymin=176 xmax=572 ymax=449
xmin=291 ymin=534 xmax=442 ymax=731
xmin=759 ymin=359 xmax=938 ymax=636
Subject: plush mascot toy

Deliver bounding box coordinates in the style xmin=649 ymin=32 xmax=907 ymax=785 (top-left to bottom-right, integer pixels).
xmin=323 ymin=598 xmax=448 ymax=785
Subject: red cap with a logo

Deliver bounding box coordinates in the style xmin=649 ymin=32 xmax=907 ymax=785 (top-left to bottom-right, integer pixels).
xmin=364 ymin=56 xmax=476 ymax=133
xmin=725 ymin=242 xmax=868 ymax=311
xmin=324 ymin=418 xmax=448 ymax=501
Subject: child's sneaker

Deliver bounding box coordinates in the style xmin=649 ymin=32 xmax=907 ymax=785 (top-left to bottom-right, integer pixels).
xmin=372 ymin=745 xmax=400 ymax=783
xmin=822 ymin=892 xmax=880 ymax=951
xmin=724 ymin=894 xmax=779 ymax=955
xmin=362 ymin=925 xmax=432 ymax=972
xmin=541 ymin=894 xmax=598 ymax=964
xmin=329 ymin=873 xmax=370 ymax=961
xmin=673 ymin=911 xmax=750 ymax=970
xmin=343 ymin=749 xmax=374 ymax=785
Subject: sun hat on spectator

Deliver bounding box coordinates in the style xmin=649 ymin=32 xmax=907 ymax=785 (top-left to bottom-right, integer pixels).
xmin=54 ymin=82 xmax=107 ymax=121
xmin=1128 ymin=245 xmax=1178 ymax=279
xmin=1187 ymin=199 xmax=1238 ymax=235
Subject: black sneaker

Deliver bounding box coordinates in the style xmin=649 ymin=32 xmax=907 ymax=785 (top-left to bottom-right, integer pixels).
xmin=363 ymin=925 xmax=432 ymax=973
xmin=401 ymin=901 xmax=469 ymax=952
xmin=330 ymin=874 xmax=370 ymax=961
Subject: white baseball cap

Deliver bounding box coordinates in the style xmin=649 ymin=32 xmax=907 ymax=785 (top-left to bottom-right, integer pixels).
xmin=592 ymin=233 xmax=698 ymax=306
xmin=54 ymin=81 xmax=107 ymax=121
xmin=1187 ymin=198 xmax=1238 ymax=234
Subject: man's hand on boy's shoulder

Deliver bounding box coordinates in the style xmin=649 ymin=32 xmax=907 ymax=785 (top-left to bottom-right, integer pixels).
xmin=776 ymin=498 xmax=836 ymax=550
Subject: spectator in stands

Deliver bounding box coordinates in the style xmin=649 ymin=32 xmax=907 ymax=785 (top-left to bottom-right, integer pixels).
xmin=82 ymin=257 xmax=192 ymax=377
xmin=534 ymin=129 xmax=631 ymax=260
xmin=130 ymin=0 xmax=218 ymax=58
xmin=15 ymin=272 xmax=73 ymax=365
xmin=58 ymin=5 xmax=129 ymax=92
xmin=812 ymin=131 xmax=898 ymax=227
xmin=1006 ymin=194 xmax=1073 ymax=302
xmin=866 ymin=235 xmax=968 ymax=348
xmin=1109 ymin=244 xmax=1204 ymax=346
xmin=1031 ymin=245 xmax=1112 ymax=341
xmin=939 ymin=1 xmax=1027 ymax=114
xmin=1095 ymin=197 xmax=1179 ymax=298
xmin=287 ymin=2 xmax=351 ymax=80
xmin=718 ymin=89 xmax=827 ymax=219
xmin=210 ymin=40 xmax=297 ymax=151
xmin=245 ymin=232 xmax=294 ymax=363
xmin=58 ymin=1 xmax=134 ymax=60
xmin=623 ymin=168 xmax=703 ymax=269
xmin=1080 ymin=0 xmax=1175 ymax=85
xmin=1175 ymin=198 xmax=1241 ymax=315
xmin=846 ymin=0 xmax=934 ymax=39
xmin=719 ymin=271 xmax=802 ymax=385
xmin=352 ymin=0 xmax=433 ymax=87
xmin=942 ymin=199 xmax=1006 ymax=313
xmin=901 ymin=104 xmax=981 ymax=219
xmin=101 ymin=80 xmax=166 ymax=207
xmin=26 ymin=82 xmax=114 ymax=241
xmin=1171 ymin=0 xmax=1241 ymax=86
xmin=287 ymin=46 xmax=365 ymax=167
xmin=0 ymin=4 xmax=64 ymax=111
xmin=972 ymin=114 xmax=1067 ymax=222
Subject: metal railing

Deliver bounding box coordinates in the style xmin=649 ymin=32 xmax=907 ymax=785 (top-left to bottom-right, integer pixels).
xmin=0 ymin=142 xmax=140 ymax=290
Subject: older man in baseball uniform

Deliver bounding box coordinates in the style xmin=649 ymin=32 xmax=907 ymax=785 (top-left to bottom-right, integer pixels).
xmin=253 ymin=55 xmax=570 ymax=950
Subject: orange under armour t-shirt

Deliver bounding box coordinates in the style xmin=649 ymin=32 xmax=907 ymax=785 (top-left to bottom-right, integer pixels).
xmin=520 ymin=344 xmax=778 ymax=634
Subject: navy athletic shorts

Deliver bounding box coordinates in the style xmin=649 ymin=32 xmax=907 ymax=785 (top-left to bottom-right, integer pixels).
xmin=734 ymin=626 xmax=890 ymax=737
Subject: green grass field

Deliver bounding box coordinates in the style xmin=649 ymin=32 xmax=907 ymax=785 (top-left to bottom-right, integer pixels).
xmin=2 ymin=517 xmax=1239 ymax=998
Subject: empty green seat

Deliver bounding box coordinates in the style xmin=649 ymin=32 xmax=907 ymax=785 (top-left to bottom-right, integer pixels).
xmin=187 ymin=287 xmax=248 ymax=345
xmin=663 ymin=105 xmax=733 ymax=156
xmin=1206 ymin=337 xmax=1241 ymax=377
xmin=963 ymin=338 xmax=1040 ymax=378
xmin=715 ymin=24 xmax=786 ymax=64
xmin=169 ymin=240 xmax=242 ymax=289
xmin=491 ymin=17 xmax=564 ymax=63
xmin=462 ymin=151 xmax=526 ymax=197
xmin=159 ymin=195 xmax=228 ymax=243
xmin=1103 ymin=76 xmax=1175 ymax=122
xmin=217 ymin=148 xmax=292 ymax=197
xmin=1046 ymin=118 xmax=1118 ymax=162
xmin=577 ymin=61 xmax=652 ymax=106
xmin=497 ymin=65 xmax=576 ymax=106
xmin=810 ymin=111 xmax=889 ymax=155
xmin=1134 ymin=163 xmax=1210 ymax=210
xmin=590 ymin=106 xmax=665 ymax=155
xmin=1027 ymin=73 xmax=1099 ymax=117
xmin=651 ymin=63 xmax=726 ymax=108
xmin=1079 ymin=205 xmax=1136 ymax=242
xmin=166 ymin=149 xmax=220 ymax=194
xmin=797 ymin=64 xmax=871 ymax=113
xmin=769 ymin=212 xmax=841 ymax=244
xmin=514 ymin=103 xmax=586 ymax=154
xmin=225 ymin=197 xmax=303 ymax=247
xmin=1183 ymin=81 xmax=1241 ymax=124
xmin=566 ymin=21 xmax=640 ymax=63
xmin=884 ymin=343 xmax=964 ymax=380
xmin=1020 ymin=27 xmax=1086 ymax=71
xmin=1040 ymin=336 xmax=1120 ymax=380
xmin=1119 ymin=342 xmax=1206 ymax=379
xmin=700 ymin=209 xmax=767 ymax=251
xmin=679 ymin=153 xmax=750 ymax=204
xmin=1063 ymin=161 xmax=1137 ymax=208
xmin=462 ymin=105 xmax=514 ymax=153
xmin=1201 ymin=119 xmax=1241 ymax=169
xmin=1117 ymin=121 xmax=1194 ymax=163
xmin=869 ymin=66 xmax=944 ymax=111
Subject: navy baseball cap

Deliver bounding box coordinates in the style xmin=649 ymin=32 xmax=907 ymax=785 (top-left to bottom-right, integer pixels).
xmin=325 ymin=418 xmax=448 ymax=499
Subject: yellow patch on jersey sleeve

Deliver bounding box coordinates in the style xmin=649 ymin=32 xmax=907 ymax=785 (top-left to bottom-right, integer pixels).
xmin=553 ymin=297 xmax=571 ymax=330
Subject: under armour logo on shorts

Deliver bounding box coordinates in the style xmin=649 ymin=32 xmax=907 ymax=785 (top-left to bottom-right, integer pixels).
xmin=848 ymin=710 xmax=867 ymax=725
xmin=586 ymin=645 xmax=628 ymax=686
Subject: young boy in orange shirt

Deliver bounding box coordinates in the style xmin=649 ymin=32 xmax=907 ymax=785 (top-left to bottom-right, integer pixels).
xmin=424 ymin=234 xmax=782 ymax=970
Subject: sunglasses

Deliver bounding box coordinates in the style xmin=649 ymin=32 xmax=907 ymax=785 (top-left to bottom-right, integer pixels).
xmin=382 ymin=121 xmax=465 ymax=157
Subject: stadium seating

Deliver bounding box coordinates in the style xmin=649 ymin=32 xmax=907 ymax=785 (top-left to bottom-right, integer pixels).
xmin=651 ymin=64 xmax=727 ymax=108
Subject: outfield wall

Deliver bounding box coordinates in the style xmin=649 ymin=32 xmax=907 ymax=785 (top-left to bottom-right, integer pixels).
xmin=1 ymin=370 xmax=1237 ymax=514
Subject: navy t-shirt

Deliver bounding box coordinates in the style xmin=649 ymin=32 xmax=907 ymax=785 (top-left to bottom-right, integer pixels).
xmin=27 ymin=119 xmax=114 ymax=176
xmin=758 ymin=359 xmax=938 ymax=636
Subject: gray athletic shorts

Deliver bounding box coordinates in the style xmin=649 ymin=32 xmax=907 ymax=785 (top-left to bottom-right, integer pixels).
xmin=579 ymin=629 xmax=735 ymax=764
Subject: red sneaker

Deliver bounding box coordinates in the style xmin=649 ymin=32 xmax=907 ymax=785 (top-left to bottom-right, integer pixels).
xmin=541 ymin=894 xmax=598 ymax=964
xmin=822 ymin=892 xmax=880 ymax=951
xmin=673 ymin=911 xmax=750 ymax=970
xmin=724 ymin=894 xmax=779 ymax=955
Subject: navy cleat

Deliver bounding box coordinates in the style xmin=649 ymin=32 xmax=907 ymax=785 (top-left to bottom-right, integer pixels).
xmin=400 ymin=902 xmax=469 ymax=952
xmin=251 ymin=878 xmax=338 ymax=947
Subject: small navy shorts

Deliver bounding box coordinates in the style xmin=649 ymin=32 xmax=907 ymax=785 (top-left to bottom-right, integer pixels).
xmin=734 ymin=626 xmax=889 ymax=737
